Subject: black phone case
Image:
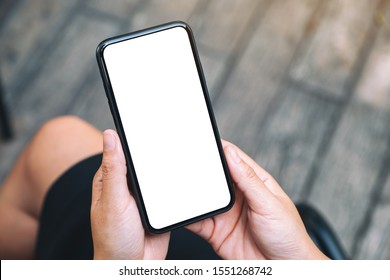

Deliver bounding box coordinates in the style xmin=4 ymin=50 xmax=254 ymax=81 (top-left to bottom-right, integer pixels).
xmin=96 ymin=21 xmax=235 ymax=234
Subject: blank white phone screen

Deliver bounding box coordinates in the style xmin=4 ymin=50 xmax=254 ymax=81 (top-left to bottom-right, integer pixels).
xmin=103 ymin=26 xmax=231 ymax=230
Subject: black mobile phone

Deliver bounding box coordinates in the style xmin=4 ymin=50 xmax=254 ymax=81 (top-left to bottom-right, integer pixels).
xmin=96 ymin=21 xmax=234 ymax=234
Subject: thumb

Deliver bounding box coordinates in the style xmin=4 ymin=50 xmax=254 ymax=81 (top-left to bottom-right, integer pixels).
xmin=99 ymin=129 xmax=130 ymax=204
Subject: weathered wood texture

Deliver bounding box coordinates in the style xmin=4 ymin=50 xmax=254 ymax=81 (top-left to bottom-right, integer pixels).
xmin=306 ymin=0 xmax=390 ymax=256
xmin=356 ymin=173 xmax=390 ymax=259
xmin=0 ymin=0 xmax=80 ymax=180
xmin=214 ymin=0 xmax=320 ymax=153
xmin=253 ymin=86 xmax=338 ymax=200
xmin=290 ymin=0 xmax=380 ymax=98
xmin=307 ymin=101 xmax=390 ymax=254
xmin=0 ymin=0 xmax=79 ymax=92
xmin=1 ymin=0 xmax=390 ymax=259
xmin=189 ymin=0 xmax=270 ymax=98
xmin=84 ymin=0 xmax=142 ymax=20
xmin=351 ymin=4 xmax=390 ymax=259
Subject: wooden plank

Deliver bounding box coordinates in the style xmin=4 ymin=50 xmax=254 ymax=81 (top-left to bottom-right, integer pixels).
xmin=129 ymin=0 xmax=200 ymax=30
xmin=308 ymin=2 xmax=390 ymax=258
xmin=351 ymin=7 xmax=390 ymax=259
xmin=15 ymin=14 xmax=118 ymax=123
xmin=290 ymin=0 xmax=379 ymax=98
xmin=253 ymin=87 xmax=338 ymax=200
xmin=355 ymin=12 xmax=390 ymax=111
xmin=190 ymin=0 xmax=270 ymax=100
xmin=373 ymin=174 xmax=390 ymax=260
xmin=84 ymin=0 xmax=141 ymax=20
xmin=214 ymin=0 xmax=319 ymax=154
xmin=69 ymin=69 xmax=115 ymax=132
xmin=190 ymin=0 xmax=263 ymax=55
xmin=0 ymin=0 xmax=78 ymax=90
xmin=196 ymin=49 xmax=227 ymax=99
xmin=307 ymin=102 xmax=390 ymax=254
xmin=356 ymin=174 xmax=390 ymax=259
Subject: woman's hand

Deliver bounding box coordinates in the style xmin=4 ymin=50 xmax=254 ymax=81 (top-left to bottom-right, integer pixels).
xmin=187 ymin=140 xmax=328 ymax=260
xmin=90 ymin=130 xmax=169 ymax=259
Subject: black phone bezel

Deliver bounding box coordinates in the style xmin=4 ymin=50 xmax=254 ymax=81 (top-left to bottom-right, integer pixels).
xmin=96 ymin=21 xmax=235 ymax=234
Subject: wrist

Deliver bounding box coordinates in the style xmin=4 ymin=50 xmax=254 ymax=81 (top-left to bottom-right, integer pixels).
xmin=93 ymin=248 xmax=140 ymax=260
xmin=305 ymin=239 xmax=330 ymax=260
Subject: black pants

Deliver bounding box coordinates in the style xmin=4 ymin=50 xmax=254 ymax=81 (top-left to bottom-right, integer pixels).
xmin=35 ymin=154 xmax=220 ymax=260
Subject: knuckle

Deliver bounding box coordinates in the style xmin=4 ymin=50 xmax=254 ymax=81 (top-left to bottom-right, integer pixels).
xmin=240 ymin=162 xmax=257 ymax=181
xmin=101 ymin=157 xmax=117 ymax=179
xmin=101 ymin=156 xmax=127 ymax=180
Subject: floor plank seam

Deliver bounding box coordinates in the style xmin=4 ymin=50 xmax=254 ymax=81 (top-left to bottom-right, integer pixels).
xmin=7 ymin=1 xmax=84 ymax=104
xmin=351 ymin=126 xmax=390 ymax=258
xmin=286 ymin=77 xmax=347 ymax=106
xmin=297 ymin=0 xmax=383 ymax=202
xmin=251 ymin=0 xmax=325 ymax=161
xmin=210 ymin=0 xmax=273 ymax=105
xmin=79 ymin=2 xmax=133 ymax=24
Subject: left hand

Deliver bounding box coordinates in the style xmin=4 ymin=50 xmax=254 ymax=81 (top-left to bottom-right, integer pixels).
xmin=90 ymin=129 xmax=170 ymax=259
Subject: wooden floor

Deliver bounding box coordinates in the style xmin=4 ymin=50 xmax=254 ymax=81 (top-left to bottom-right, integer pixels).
xmin=1 ymin=0 xmax=390 ymax=259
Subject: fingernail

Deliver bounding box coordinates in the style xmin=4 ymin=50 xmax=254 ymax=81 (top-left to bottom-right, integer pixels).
xmin=103 ymin=130 xmax=116 ymax=151
xmin=227 ymin=146 xmax=241 ymax=164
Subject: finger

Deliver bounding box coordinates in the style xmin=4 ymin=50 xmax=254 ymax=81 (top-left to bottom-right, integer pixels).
xmin=186 ymin=218 xmax=215 ymax=243
xmin=222 ymin=139 xmax=271 ymax=181
xmin=222 ymin=139 xmax=284 ymax=196
xmin=225 ymin=145 xmax=276 ymax=213
xmin=99 ymin=130 xmax=130 ymax=204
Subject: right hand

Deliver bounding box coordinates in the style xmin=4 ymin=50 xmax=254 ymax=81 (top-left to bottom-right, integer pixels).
xmin=187 ymin=140 xmax=328 ymax=260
